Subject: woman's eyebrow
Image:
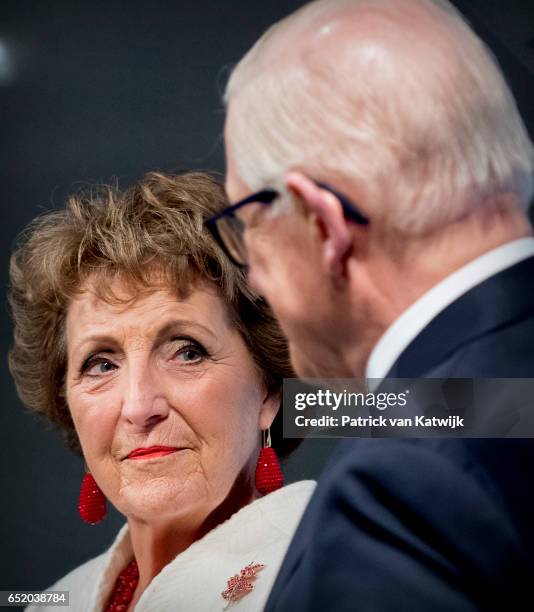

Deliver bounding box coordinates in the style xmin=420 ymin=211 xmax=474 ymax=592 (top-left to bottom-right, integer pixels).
xmin=153 ymin=319 xmax=217 ymax=345
xmin=71 ymin=319 xmax=218 ymax=357
xmin=72 ymin=335 xmax=120 ymax=357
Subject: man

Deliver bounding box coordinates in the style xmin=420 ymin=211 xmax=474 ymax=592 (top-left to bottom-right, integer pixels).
xmin=214 ymin=0 xmax=534 ymax=609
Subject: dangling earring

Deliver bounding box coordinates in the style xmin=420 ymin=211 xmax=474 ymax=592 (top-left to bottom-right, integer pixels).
xmin=255 ymin=428 xmax=284 ymax=495
xmin=78 ymin=465 xmax=107 ymax=525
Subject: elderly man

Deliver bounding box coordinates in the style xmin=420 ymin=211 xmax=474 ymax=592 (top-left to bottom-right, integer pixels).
xmin=212 ymin=0 xmax=534 ymax=609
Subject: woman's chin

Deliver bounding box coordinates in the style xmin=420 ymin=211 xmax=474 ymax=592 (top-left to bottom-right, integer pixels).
xmin=115 ymin=475 xmax=209 ymax=523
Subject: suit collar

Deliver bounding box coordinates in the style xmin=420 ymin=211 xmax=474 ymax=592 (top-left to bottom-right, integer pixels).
xmin=384 ymin=255 xmax=534 ymax=377
xmin=367 ymin=239 xmax=534 ymax=381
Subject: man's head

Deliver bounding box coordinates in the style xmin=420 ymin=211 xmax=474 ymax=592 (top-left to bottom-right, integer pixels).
xmin=223 ymin=0 xmax=534 ymax=377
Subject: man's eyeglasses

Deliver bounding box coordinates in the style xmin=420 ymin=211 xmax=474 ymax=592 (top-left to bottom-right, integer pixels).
xmin=205 ymin=181 xmax=369 ymax=268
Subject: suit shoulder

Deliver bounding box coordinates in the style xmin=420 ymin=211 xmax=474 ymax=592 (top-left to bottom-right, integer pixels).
xmin=323 ymin=438 xmax=514 ymax=523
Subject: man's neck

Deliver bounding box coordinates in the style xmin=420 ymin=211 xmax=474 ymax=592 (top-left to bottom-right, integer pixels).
xmin=365 ymin=236 xmax=534 ymax=381
xmin=346 ymin=205 xmax=532 ymax=378
xmin=371 ymin=205 xmax=531 ymax=330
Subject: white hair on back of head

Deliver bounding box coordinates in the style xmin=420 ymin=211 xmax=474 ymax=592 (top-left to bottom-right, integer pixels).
xmin=225 ymin=0 xmax=534 ymax=235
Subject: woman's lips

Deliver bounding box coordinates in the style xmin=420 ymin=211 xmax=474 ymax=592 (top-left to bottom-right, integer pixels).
xmin=127 ymin=446 xmax=180 ymax=460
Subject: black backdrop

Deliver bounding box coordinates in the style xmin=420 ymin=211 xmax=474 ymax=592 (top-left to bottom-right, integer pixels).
xmin=1 ymin=0 xmax=533 ymax=595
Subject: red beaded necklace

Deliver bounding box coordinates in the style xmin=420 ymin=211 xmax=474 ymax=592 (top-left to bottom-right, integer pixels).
xmin=105 ymin=559 xmax=139 ymax=612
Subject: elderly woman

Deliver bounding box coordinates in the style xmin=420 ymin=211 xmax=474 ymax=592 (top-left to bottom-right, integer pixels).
xmin=9 ymin=171 xmax=314 ymax=612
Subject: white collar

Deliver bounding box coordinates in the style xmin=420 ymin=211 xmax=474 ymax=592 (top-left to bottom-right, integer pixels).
xmin=91 ymin=480 xmax=316 ymax=612
xmin=366 ymin=237 xmax=534 ymax=385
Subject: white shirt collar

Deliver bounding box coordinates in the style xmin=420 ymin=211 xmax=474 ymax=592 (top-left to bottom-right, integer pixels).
xmin=366 ymin=237 xmax=534 ymax=385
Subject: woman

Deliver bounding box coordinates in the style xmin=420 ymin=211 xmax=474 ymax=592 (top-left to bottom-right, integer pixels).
xmin=9 ymin=171 xmax=314 ymax=611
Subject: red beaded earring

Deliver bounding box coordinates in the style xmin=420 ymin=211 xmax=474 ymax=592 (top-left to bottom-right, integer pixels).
xmin=255 ymin=428 xmax=284 ymax=495
xmin=78 ymin=467 xmax=107 ymax=525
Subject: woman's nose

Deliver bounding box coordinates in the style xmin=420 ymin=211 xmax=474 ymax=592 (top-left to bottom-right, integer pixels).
xmin=120 ymin=364 xmax=170 ymax=430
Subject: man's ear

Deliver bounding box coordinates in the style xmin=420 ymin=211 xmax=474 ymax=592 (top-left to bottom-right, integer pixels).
xmin=258 ymin=390 xmax=281 ymax=431
xmin=285 ymin=171 xmax=352 ymax=282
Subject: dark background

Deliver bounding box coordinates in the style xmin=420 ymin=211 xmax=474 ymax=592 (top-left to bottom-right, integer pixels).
xmin=1 ymin=0 xmax=533 ymax=596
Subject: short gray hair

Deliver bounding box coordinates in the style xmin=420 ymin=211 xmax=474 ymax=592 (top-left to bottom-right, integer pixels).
xmin=225 ymin=0 xmax=534 ymax=234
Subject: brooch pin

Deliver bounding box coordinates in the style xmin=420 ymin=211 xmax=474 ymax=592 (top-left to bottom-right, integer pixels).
xmin=221 ymin=562 xmax=265 ymax=608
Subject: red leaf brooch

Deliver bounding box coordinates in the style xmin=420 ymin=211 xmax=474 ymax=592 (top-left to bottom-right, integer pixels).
xmin=221 ymin=562 xmax=265 ymax=608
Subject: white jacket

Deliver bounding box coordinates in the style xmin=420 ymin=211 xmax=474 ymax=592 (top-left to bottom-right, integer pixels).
xmin=27 ymin=481 xmax=315 ymax=612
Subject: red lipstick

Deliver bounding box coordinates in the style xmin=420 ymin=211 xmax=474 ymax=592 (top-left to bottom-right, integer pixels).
xmin=127 ymin=446 xmax=179 ymax=460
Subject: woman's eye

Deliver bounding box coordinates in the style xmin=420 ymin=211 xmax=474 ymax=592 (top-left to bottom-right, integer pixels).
xmin=84 ymin=359 xmax=117 ymax=377
xmin=173 ymin=343 xmax=205 ymax=364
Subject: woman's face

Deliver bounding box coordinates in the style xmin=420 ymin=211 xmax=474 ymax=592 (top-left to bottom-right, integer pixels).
xmin=65 ymin=277 xmax=279 ymax=524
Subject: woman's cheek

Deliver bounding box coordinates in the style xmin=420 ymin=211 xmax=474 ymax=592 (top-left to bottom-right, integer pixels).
xmin=70 ymin=389 xmax=119 ymax=456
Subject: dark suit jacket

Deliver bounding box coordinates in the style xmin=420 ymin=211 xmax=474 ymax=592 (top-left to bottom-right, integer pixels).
xmin=266 ymin=255 xmax=534 ymax=611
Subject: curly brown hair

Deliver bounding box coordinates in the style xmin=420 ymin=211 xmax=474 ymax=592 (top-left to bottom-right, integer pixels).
xmin=8 ymin=171 xmax=299 ymax=457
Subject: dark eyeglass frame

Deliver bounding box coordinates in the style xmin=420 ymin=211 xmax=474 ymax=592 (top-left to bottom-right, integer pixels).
xmin=205 ymin=181 xmax=369 ymax=268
